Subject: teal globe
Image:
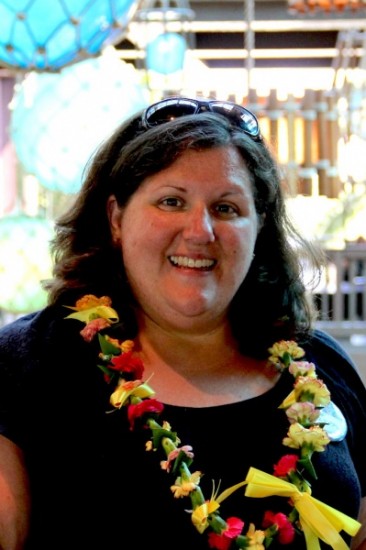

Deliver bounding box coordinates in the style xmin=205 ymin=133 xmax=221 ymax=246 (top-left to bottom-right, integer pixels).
xmin=0 ymin=0 xmax=139 ymax=72
xmin=10 ymin=52 xmax=149 ymax=194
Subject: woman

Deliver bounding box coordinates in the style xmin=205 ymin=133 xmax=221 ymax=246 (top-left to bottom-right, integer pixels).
xmin=0 ymin=97 xmax=365 ymax=550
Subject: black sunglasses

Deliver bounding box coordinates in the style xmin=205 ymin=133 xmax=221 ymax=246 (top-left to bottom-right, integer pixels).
xmin=141 ymin=97 xmax=262 ymax=141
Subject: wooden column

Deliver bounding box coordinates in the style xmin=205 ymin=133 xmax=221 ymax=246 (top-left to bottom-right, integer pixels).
xmin=326 ymin=91 xmax=341 ymax=198
xmin=315 ymin=89 xmax=330 ymax=196
xmin=299 ymin=89 xmax=317 ymax=196
xmin=283 ymin=93 xmax=298 ymax=196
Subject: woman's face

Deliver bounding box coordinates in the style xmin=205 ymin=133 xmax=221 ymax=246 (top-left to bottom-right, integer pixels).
xmin=108 ymin=145 xmax=260 ymax=333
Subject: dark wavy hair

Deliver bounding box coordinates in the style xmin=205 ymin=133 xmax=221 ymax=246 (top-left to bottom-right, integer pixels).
xmin=44 ymin=106 xmax=324 ymax=356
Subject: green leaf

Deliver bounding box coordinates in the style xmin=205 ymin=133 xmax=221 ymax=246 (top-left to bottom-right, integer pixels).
xmin=298 ymin=455 xmax=317 ymax=480
xmin=97 ymin=363 xmax=117 ymax=383
xmin=98 ymin=333 xmax=121 ymax=355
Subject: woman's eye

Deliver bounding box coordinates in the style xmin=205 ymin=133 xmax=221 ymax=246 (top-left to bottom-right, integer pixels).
xmin=214 ymin=203 xmax=239 ymax=217
xmin=159 ymin=197 xmax=183 ymax=209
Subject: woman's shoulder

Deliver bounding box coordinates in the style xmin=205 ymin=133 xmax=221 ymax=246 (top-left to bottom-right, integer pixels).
xmin=303 ymin=328 xmax=362 ymax=378
xmin=0 ymin=304 xmax=86 ymax=370
xmin=303 ymin=328 xmax=366 ymax=426
xmin=0 ymin=306 xmax=60 ymax=354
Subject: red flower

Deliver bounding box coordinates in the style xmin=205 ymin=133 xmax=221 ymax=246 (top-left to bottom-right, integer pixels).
xmin=110 ymin=351 xmax=144 ymax=380
xmin=208 ymin=517 xmax=244 ymax=550
xmin=127 ymin=399 xmax=164 ymax=430
xmin=273 ymin=455 xmax=298 ymax=478
xmin=263 ymin=511 xmax=295 ymax=545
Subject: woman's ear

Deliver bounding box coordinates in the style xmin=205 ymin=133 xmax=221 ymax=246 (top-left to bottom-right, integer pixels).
xmin=107 ymin=195 xmax=123 ymax=244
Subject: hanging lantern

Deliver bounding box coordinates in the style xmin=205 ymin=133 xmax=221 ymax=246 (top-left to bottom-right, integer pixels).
xmin=0 ymin=215 xmax=53 ymax=314
xmin=10 ymin=51 xmax=149 ymax=194
xmin=132 ymin=0 xmax=195 ymax=93
xmin=0 ymin=0 xmax=139 ymax=72
xmin=146 ymin=32 xmax=187 ymax=74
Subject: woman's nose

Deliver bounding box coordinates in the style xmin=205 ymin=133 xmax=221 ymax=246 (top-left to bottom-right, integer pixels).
xmin=182 ymin=205 xmax=215 ymax=243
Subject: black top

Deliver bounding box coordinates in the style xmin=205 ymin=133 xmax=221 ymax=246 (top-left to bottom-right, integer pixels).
xmin=0 ymin=305 xmax=365 ymax=550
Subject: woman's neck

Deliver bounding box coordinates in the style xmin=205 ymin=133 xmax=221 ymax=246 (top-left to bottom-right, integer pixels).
xmin=133 ymin=315 xmax=279 ymax=407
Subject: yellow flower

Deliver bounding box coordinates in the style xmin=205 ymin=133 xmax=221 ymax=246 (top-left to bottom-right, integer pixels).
xmin=191 ymin=500 xmax=220 ymax=533
xmin=279 ymin=376 xmax=331 ymax=409
xmin=171 ymin=471 xmax=202 ymax=498
xmin=110 ymin=379 xmax=155 ymax=408
xmin=268 ymin=340 xmax=305 ymax=368
xmin=283 ymin=423 xmax=330 ymax=452
xmin=246 ymin=523 xmax=265 ymax=549
xmin=293 ymin=376 xmax=331 ymax=407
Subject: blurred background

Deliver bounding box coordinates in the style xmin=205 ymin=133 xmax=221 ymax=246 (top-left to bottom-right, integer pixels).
xmin=0 ymin=0 xmax=365 ymax=380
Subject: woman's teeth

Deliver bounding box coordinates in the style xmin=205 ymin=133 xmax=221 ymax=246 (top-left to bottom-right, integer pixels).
xmin=169 ymin=256 xmax=215 ymax=269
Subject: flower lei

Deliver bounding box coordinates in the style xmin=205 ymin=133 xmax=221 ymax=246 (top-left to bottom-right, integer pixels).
xmin=65 ymin=295 xmax=361 ymax=550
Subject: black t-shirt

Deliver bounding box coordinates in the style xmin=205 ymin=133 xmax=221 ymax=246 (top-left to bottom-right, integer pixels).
xmin=0 ymin=305 xmax=365 ymax=549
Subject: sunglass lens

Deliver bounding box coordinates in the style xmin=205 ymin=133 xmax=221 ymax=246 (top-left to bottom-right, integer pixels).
xmin=145 ymin=99 xmax=198 ymax=126
xmin=210 ymin=102 xmax=259 ymax=137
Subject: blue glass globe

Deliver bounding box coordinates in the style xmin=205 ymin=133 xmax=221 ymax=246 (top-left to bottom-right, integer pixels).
xmin=10 ymin=52 xmax=149 ymax=194
xmin=146 ymin=32 xmax=187 ymax=75
xmin=0 ymin=0 xmax=138 ymax=72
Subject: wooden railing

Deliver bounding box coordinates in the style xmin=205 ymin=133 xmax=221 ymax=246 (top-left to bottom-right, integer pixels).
xmin=312 ymin=243 xmax=366 ymax=337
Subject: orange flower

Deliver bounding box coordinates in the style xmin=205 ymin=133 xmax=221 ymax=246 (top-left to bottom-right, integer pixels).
xmin=75 ymin=294 xmax=112 ymax=310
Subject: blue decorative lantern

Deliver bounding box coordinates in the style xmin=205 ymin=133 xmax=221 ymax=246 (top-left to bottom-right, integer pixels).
xmin=146 ymin=32 xmax=187 ymax=75
xmin=0 ymin=215 xmax=53 ymax=313
xmin=10 ymin=51 xmax=149 ymax=194
xmin=0 ymin=0 xmax=139 ymax=72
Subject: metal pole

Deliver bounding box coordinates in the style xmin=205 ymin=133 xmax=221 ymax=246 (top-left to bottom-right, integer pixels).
xmin=244 ymin=0 xmax=255 ymax=95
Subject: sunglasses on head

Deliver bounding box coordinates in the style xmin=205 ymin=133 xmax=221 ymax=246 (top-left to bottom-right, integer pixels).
xmin=141 ymin=97 xmax=262 ymax=142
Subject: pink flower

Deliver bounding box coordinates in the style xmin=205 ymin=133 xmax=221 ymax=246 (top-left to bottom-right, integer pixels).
xmin=289 ymin=360 xmax=316 ymax=378
xmin=263 ymin=511 xmax=295 ymax=545
xmin=273 ymin=454 xmax=298 ymax=477
xmin=161 ymin=445 xmax=194 ymax=472
xmin=80 ymin=318 xmax=111 ymax=342
xmin=208 ymin=517 xmax=244 ymax=550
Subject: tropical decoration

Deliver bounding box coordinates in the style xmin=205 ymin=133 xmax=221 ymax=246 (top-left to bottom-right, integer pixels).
xmin=146 ymin=32 xmax=187 ymax=74
xmin=10 ymin=50 xmax=149 ymax=194
xmin=0 ymin=0 xmax=139 ymax=72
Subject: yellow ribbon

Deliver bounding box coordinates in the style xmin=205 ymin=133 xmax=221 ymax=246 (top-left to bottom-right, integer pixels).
xmin=245 ymin=467 xmax=361 ymax=550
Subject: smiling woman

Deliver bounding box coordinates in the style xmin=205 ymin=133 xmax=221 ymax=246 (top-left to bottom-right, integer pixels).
xmin=0 ymin=96 xmax=365 ymax=550
xmin=107 ymin=146 xmax=259 ymax=333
